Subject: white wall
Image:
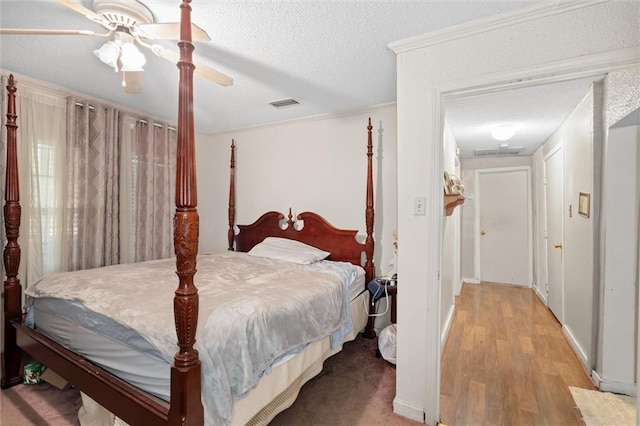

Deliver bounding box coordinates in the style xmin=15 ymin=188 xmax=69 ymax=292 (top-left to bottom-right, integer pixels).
xmin=460 ymin=156 xmax=532 ymax=282
xmin=391 ymin=1 xmax=639 ymax=423
xmin=596 ymin=66 xmax=640 ymax=396
xmin=562 ymin=90 xmax=595 ymax=368
xmin=196 ymin=104 xmax=398 ymax=279
xmin=531 ymin=148 xmax=546 ymax=301
xmin=539 ymin=89 xmax=595 ymax=368
xmin=599 ymin=121 xmax=639 ymax=394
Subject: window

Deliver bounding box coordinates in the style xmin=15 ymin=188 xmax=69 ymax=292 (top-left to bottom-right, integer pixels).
xmin=31 ymin=143 xmax=60 ymax=276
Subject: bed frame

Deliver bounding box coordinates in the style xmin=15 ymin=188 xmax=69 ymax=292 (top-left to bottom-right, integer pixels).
xmin=0 ymin=1 xmax=376 ymax=424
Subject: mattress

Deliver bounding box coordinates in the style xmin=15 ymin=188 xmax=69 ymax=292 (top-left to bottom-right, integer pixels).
xmin=51 ymin=293 xmax=368 ymax=426
xmin=26 ymin=253 xmax=366 ymax=424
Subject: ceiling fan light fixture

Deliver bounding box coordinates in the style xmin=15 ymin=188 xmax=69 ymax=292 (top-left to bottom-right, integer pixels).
xmin=94 ymin=41 xmax=119 ymax=70
xmin=120 ymin=42 xmax=146 ymax=71
xmin=94 ymin=32 xmax=146 ymax=73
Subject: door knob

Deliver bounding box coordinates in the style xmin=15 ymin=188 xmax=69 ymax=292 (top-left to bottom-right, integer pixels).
xmin=554 ymin=243 xmax=563 ymax=249
xmin=481 ymin=230 xmax=486 ymax=236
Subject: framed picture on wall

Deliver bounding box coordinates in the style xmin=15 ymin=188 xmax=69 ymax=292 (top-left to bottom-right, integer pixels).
xmin=578 ymin=192 xmax=591 ymax=218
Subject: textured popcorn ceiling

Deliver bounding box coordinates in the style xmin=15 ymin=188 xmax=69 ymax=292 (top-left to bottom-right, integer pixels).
xmin=446 ymin=77 xmax=599 ymax=159
xmin=606 ymin=66 xmax=640 ymax=128
xmin=0 ymin=0 xmax=594 ymax=146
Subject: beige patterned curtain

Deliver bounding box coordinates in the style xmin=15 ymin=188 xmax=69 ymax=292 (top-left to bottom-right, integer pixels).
xmin=1 ymin=84 xmax=174 ymax=279
xmin=131 ymin=120 xmax=176 ymax=262
xmin=65 ymin=98 xmax=120 ymax=271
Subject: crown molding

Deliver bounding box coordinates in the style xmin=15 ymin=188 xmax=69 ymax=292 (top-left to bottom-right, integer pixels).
xmin=388 ymin=0 xmax=609 ymax=54
xmin=438 ymin=47 xmax=639 ymax=99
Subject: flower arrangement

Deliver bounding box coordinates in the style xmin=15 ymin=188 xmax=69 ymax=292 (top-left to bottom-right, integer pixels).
xmin=444 ymin=171 xmax=465 ymax=195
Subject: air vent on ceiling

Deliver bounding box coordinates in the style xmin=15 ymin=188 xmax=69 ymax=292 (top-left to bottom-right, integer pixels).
xmin=474 ymin=146 xmax=525 ymax=157
xmin=269 ymin=99 xmax=299 ymax=108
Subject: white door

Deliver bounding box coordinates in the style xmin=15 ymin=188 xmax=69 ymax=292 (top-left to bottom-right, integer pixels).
xmin=545 ymin=146 xmax=564 ymax=321
xmin=477 ymin=168 xmax=531 ymax=286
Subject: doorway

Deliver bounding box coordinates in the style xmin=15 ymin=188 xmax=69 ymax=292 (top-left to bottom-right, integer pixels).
xmin=475 ymin=167 xmax=531 ymax=286
xmin=544 ymin=145 xmax=564 ymax=322
xmin=441 ymin=77 xmax=601 ymax=424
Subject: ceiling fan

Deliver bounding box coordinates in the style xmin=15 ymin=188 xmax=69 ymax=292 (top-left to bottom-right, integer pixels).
xmin=0 ymin=0 xmax=233 ymax=94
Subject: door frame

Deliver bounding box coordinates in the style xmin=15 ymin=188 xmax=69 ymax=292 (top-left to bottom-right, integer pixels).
xmin=543 ymin=143 xmax=564 ymax=320
xmin=474 ymin=166 xmax=533 ymax=286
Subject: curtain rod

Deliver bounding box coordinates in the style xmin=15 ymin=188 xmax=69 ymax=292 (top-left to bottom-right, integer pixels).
xmin=74 ymin=102 xmax=176 ymax=131
xmin=0 ymin=70 xmax=178 ymax=130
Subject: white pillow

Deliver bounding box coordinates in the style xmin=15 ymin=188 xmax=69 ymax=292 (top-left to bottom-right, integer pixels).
xmin=247 ymin=237 xmax=330 ymax=264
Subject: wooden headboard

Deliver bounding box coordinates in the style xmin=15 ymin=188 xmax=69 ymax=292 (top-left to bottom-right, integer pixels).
xmin=235 ymin=209 xmax=365 ymax=267
xmin=226 ymin=119 xmax=376 ymax=285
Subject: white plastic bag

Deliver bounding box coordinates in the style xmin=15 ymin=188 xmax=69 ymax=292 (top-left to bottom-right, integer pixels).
xmin=378 ymin=323 xmax=397 ymax=364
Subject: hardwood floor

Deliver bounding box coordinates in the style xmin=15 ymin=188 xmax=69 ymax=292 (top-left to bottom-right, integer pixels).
xmin=440 ymin=283 xmax=596 ymax=426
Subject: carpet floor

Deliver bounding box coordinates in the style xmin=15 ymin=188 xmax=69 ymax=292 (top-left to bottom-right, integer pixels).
xmin=0 ymin=381 xmax=81 ymax=425
xmin=1 ymin=335 xmax=419 ymax=425
xmin=569 ymin=387 xmax=636 ymax=426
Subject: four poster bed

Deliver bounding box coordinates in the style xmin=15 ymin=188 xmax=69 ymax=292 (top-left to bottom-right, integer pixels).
xmin=1 ymin=1 xmax=378 ymax=425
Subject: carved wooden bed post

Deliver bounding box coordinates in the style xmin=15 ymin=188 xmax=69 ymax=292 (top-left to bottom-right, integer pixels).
xmin=1 ymin=74 xmax=23 ymax=389
xmin=168 ymin=1 xmax=204 ymax=424
xmin=363 ymin=117 xmax=376 ymax=338
xmin=228 ymin=139 xmax=236 ymax=251
xmin=364 ymin=117 xmax=375 ymax=281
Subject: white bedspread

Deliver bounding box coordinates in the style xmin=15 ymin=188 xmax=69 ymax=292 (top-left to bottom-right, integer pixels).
xmin=25 ymin=251 xmax=356 ymax=425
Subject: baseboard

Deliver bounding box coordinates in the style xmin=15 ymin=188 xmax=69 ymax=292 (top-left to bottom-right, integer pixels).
xmin=393 ymin=397 xmax=425 ymax=423
xmin=591 ymin=369 xmax=602 ymax=387
xmin=562 ymin=324 xmax=589 ymax=369
xmin=463 ymin=277 xmax=480 ymax=284
xmin=591 ymin=370 xmax=636 ymax=396
xmin=455 ymin=279 xmax=464 ymax=296
xmin=533 ymin=284 xmax=547 ymax=305
xmin=441 ymin=304 xmax=456 ymax=354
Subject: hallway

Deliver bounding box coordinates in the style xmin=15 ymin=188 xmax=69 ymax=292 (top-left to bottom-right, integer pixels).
xmin=440 ymin=283 xmax=595 ymax=425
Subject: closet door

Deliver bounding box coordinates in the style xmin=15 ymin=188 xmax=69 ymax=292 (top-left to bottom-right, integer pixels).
xmin=545 ymin=146 xmax=564 ymax=322
xmin=477 ymin=168 xmax=531 ymax=286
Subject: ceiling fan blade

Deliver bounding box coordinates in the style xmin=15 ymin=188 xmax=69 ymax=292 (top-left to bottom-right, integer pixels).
xmin=137 ymin=23 xmax=211 ymax=42
xmin=151 ymin=45 xmax=233 ymax=87
xmin=58 ymin=0 xmax=106 ymax=25
xmin=193 ymin=62 xmax=234 ymax=87
xmin=122 ymin=71 xmax=143 ymax=94
xmin=0 ymin=28 xmax=110 ymax=36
